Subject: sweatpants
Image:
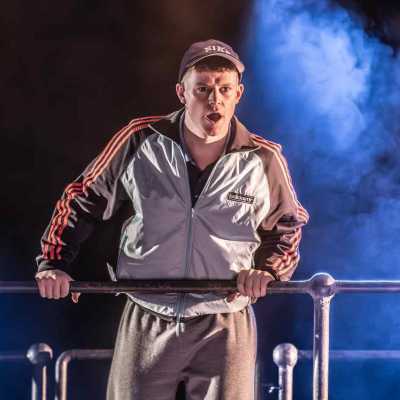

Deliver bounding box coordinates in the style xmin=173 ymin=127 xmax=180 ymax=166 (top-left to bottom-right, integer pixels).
xmin=106 ymin=299 xmax=257 ymax=400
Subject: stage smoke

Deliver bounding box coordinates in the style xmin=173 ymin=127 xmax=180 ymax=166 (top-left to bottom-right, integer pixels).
xmin=241 ymin=1 xmax=400 ymax=398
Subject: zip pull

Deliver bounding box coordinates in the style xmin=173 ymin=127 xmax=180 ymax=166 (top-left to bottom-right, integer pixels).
xmin=176 ymin=308 xmax=182 ymax=336
xmin=106 ymin=262 xmax=122 ymax=297
xmin=106 ymin=262 xmax=117 ymax=282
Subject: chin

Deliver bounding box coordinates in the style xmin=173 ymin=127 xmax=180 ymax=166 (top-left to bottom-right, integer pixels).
xmin=203 ymin=122 xmax=228 ymax=137
xmin=203 ymin=126 xmax=220 ymax=136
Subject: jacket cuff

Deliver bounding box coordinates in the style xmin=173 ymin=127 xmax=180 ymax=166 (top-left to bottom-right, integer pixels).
xmin=36 ymin=259 xmax=69 ymax=273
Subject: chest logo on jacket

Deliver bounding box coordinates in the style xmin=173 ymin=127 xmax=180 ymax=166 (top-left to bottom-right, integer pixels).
xmin=227 ymin=192 xmax=255 ymax=205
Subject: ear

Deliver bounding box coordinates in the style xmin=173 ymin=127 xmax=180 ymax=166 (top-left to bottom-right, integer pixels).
xmin=235 ymin=83 xmax=244 ymax=105
xmin=176 ymin=83 xmax=186 ymax=105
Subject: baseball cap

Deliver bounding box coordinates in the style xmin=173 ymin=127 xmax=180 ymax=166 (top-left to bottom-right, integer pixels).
xmin=178 ymin=39 xmax=245 ymax=82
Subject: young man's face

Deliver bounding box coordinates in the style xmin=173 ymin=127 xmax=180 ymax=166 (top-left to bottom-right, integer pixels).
xmin=176 ymin=67 xmax=244 ymax=142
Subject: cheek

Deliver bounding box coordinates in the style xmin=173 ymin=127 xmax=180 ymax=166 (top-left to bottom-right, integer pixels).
xmin=186 ymin=101 xmax=206 ymax=122
xmin=226 ymin=99 xmax=238 ymax=113
xmin=187 ymin=98 xmax=205 ymax=113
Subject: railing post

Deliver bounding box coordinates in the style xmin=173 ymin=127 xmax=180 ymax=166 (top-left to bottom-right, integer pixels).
xmin=26 ymin=343 xmax=53 ymax=400
xmin=55 ymin=352 xmax=71 ymax=400
xmin=55 ymin=349 xmax=113 ymax=400
xmin=272 ymin=343 xmax=298 ymax=400
xmin=255 ymin=358 xmax=261 ymax=400
xmin=308 ymin=273 xmax=336 ymax=400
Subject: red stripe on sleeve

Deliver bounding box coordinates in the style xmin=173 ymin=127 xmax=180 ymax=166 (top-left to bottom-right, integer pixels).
xmin=43 ymin=115 xmax=162 ymax=261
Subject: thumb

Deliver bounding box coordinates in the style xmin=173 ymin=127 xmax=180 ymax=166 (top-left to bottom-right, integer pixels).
xmin=226 ymin=292 xmax=240 ymax=303
xmin=68 ymin=279 xmax=81 ymax=303
xmin=71 ymin=292 xmax=81 ymax=303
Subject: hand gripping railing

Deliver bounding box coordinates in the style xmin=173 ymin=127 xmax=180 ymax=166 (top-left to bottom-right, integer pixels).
xmin=3 ymin=273 xmax=400 ymax=400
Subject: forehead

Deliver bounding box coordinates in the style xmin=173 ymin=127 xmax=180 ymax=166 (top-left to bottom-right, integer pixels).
xmin=185 ymin=68 xmax=239 ymax=85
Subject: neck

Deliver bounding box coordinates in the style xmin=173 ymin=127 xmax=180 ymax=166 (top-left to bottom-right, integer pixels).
xmin=182 ymin=120 xmax=229 ymax=170
xmin=184 ymin=124 xmax=227 ymax=148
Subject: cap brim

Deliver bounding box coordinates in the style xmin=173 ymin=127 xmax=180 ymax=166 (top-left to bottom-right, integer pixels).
xmin=180 ymin=53 xmax=245 ymax=80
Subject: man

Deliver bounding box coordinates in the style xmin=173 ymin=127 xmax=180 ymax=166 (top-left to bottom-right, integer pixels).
xmin=35 ymin=39 xmax=308 ymax=400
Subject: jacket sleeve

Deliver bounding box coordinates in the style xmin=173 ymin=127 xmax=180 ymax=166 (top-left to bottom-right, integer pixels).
xmin=253 ymin=144 xmax=309 ymax=281
xmin=36 ymin=116 xmax=160 ymax=273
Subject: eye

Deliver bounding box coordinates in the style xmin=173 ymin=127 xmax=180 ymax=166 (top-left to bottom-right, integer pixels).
xmin=221 ymin=86 xmax=232 ymax=94
xmin=197 ymin=86 xmax=208 ymax=94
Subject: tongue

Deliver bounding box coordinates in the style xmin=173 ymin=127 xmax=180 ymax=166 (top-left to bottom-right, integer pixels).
xmin=208 ymin=113 xmax=221 ymax=122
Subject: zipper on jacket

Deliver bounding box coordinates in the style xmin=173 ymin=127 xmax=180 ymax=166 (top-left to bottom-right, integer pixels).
xmin=175 ymin=146 xmax=194 ymax=323
xmin=148 ymin=125 xmax=193 ymax=322
xmin=147 ymin=125 xmax=260 ymax=321
xmin=176 ymin=153 xmax=233 ymax=322
xmin=176 ymin=207 xmax=195 ymax=324
xmin=175 ymin=145 xmax=261 ymax=322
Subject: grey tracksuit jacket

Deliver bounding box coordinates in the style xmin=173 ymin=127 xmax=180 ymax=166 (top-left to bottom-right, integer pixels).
xmin=37 ymin=109 xmax=309 ymax=318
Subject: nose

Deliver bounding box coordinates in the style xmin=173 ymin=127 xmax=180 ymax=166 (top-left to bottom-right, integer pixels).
xmin=208 ymin=87 xmax=222 ymax=106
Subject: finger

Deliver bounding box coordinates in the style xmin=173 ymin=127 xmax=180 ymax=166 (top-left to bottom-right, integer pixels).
xmin=36 ymin=279 xmax=46 ymax=298
xmin=39 ymin=273 xmax=57 ymax=298
xmin=260 ymin=275 xmax=271 ymax=297
xmin=70 ymin=278 xmax=80 ymax=303
xmin=226 ymin=293 xmax=234 ymax=303
xmin=237 ymin=271 xmax=247 ymax=296
xmin=71 ymin=292 xmax=81 ymax=303
xmin=244 ymin=271 xmax=257 ymax=297
xmin=250 ymin=297 xmax=258 ymax=304
xmin=45 ymin=271 xmax=57 ymax=280
xmin=51 ymin=280 xmax=61 ymax=299
xmin=254 ymin=273 xmax=263 ymax=298
xmin=42 ymin=279 xmax=54 ymax=298
xmin=60 ymin=279 xmax=70 ymax=298
xmin=226 ymin=291 xmax=234 ymax=303
xmin=226 ymin=292 xmax=240 ymax=303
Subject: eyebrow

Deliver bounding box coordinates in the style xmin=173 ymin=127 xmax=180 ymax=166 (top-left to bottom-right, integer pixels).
xmin=194 ymin=82 xmax=235 ymax=86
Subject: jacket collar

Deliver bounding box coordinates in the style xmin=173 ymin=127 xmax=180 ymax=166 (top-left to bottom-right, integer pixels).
xmin=149 ymin=108 xmax=260 ymax=153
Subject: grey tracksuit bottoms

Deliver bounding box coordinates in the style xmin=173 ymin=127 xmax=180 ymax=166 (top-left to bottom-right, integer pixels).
xmin=106 ymin=299 xmax=257 ymax=400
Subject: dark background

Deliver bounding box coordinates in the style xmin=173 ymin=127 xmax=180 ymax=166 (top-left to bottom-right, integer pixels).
xmin=2 ymin=1 xmax=400 ymax=399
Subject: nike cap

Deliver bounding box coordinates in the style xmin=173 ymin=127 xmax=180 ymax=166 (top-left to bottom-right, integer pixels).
xmin=178 ymin=39 xmax=245 ymax=82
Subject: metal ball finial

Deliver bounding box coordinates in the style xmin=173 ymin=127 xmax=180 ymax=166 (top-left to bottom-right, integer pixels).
xmin=26 ymin=343 xmax=53 ymax=365
xmin=308 ymin=272 xmax=336 ymax=299
xmin=273 ymin=343 xmax=298 ymax=369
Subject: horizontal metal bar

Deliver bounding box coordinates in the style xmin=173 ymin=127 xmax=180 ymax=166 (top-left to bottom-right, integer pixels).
xmin=335 ymin=281 xmax=400 ymax=293
xmin=4 ymin=275 xmax=400 ymax=295
xmin=57 ymin=349 xmax=113 ymax=361
xmin=0 ymin=280 xmax=238 ymax=294
xmin=0 ymin=352 xmax=27 ymax=362
xmin=55 ymin=349 xmax=114 ymax=400
xmin=298 ymin=350 xmax=400 ymax=360
xmin=0 ymin=279 xmax=312 ymax=294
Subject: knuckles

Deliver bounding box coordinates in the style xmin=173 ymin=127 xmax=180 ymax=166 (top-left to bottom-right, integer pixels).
xmin=36 ymin=276 xmax=70 ymax=299
xmin=236 ymin=269 xmax=272 ymax=298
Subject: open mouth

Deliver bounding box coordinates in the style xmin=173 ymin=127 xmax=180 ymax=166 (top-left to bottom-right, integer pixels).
xmin=206 ymin=112 xmax=222 ymax=123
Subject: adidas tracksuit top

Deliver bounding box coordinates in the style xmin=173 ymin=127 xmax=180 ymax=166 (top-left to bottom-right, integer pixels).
xmin=36 ymin=109 xmax=309 ymax=318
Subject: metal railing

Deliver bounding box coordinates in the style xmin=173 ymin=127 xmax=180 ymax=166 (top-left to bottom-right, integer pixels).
xmin=273 ymin=344 xmax=400 ymax=400
xmin=54 ymin=350 xmax=261 ymax=400
xmin=0 ymin=343 xmax=53 ymax=400
xmin=3 ymin=273 xmax=400 ymax=400
xmin=55 ymin=349 xmax=113 ymax=400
